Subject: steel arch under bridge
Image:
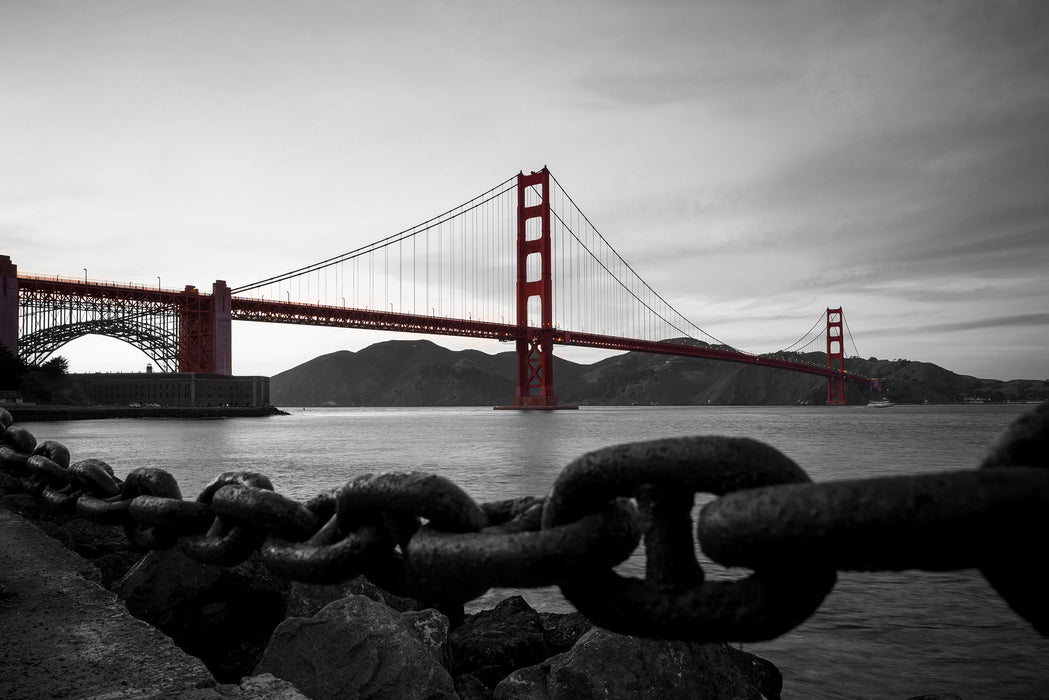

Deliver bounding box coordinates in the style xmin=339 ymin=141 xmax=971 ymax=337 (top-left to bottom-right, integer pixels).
xmin=19 ymin=315 xmax=180 ymax=372
xmin=6 ymin=270 xmax=232 ymax=374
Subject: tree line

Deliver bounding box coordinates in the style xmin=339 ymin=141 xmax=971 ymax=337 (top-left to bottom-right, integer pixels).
xmin=0 ymin=346 xmax=69 ymax=398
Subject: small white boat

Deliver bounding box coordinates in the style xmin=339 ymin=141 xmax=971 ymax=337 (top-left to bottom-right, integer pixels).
xmin=867 ymin=398 xmax=896 ymax=408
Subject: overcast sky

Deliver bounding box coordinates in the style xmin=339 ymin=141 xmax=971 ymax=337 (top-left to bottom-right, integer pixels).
xmin=3 ymin=0 xmax=1047 ymax=381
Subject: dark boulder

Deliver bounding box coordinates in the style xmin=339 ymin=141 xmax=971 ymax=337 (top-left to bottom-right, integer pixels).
xmin=92 ymin=550 xmax=144 ymax=589
xmin=450 ymin=595 xmax=550 ymax=689
xmin=255 ymin=594 xmax=457 ymax=700
xmin=454 ymin=673 xmax=492 ymax=700
xmin=538 ymin=611 xmax=593 ymax=656
xmin=1 ymin=492 xmax=61 ymax=523
xmin=402 ymin=607 xmax=453 ymax=668
xmin=494 ymin=627 xmax=782 ymax=700
xmin=62 ymin=517 xmax=133 ymax=559
xmin=113 ymin=547 xmax=288 ymax=682
xmin=0 ymin=469 xmax=22 ymax=495
xmin=32 ymin=517 xmax=76 ymax=550
xmin=285 ymin=575 xmax=420 ymax=619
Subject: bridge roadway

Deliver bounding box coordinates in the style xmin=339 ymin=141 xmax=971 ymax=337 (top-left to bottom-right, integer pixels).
xmin=11 ymin=272 xmax=870 ymax=388
xmin=232 ymin=297 xmax=871 ymax=387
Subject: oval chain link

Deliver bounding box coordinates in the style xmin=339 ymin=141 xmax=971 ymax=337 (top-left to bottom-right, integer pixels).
xmin=543 ymin=435 xmax=837 ymax=641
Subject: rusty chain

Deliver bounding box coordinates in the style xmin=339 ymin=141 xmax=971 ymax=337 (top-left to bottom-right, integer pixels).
xmin=1 ymin=402 xmax=1046 ymax=642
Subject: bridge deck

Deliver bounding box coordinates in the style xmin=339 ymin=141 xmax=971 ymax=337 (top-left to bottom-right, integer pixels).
xmin=12 ymin=273 xmax=874 ymax=390
xmin=230 ymin=297 xmax=873 ymax=387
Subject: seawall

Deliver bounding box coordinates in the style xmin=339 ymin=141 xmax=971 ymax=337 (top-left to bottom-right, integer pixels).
xmin=0 ymin=501 xmax=220 ymax=698
xmin=5 ymin=404 xmax=288 ymax=421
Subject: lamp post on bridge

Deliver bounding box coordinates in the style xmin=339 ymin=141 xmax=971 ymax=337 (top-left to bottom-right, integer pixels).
xmin=83 ymin=268 xmax=87 ymax=284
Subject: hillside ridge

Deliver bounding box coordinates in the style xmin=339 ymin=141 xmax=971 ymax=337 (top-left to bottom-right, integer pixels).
xmin=271 ymin=339 xmax=1049 ymax=407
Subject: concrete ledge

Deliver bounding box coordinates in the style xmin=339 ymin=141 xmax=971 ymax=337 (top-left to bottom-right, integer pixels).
xmin=7 ymin=405 xmax=287 ymax=422
xmin=0 ymin=504 xmax=216 ymax=699
xmin=492 ymin=404 xmax=579 ymax=410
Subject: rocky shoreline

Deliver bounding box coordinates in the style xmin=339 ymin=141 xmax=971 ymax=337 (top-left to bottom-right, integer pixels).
xmin=0 ymin=490 xmax=782 ymax=700
xmin=0 ymin=404 xmax=781 ymax=699
xmin=6 ymin=404 xmax=288 ymax=421
xmin=2 ymin=403 xmax=980 ymax=699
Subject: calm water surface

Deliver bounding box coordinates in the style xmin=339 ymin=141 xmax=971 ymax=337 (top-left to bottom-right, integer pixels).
xmin=24 ymin=404 xmax=1049 ymax=699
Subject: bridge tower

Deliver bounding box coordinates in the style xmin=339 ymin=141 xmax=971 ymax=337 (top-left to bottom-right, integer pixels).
xmin=0 ymin=256 xmax=17 ymax=358
xmin=508 ymin=168 xmax=564 ymax=408
xmin=826 ymin=307 xmax=846 ymax=405
xmin=176 ymin=281 xmax=232 ymax=374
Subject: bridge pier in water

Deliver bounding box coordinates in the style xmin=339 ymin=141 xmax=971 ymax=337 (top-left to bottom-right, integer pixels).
xmin=825 ymin=307 xmax=846 ymax=406
xmin=496 ymin=168 xmax=577 ymax=410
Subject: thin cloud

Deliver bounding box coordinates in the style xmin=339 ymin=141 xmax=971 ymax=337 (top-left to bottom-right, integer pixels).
xmin=874 ymin=313 xmax=1049 ymax=335
xmin=1 ymin=0 xmax=1047 ymax=381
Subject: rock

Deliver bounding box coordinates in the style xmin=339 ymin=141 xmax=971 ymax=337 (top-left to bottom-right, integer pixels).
xmin=1 ymin=492 xmax=61 ymax=522
xmin=255 ymin=594 xmax=457 ymax=700
xmin=450 ymin=595 xmax=550 ymax=688
xmin=92 ymin=550 xmax=144 ymax=589
xmin=286 ymin=575 xmax=421 ymax=619
xmin=3 ymin=425 xmax=37 ymax=453
xmin=165 ymin=674 xmax=311 ymax=699
xmin=114 ymin=547 xmax=288 ymax=683
xmin=402 ymin=607 xmax=453 ymax=667
xmin=538 ymin=612 xmax=593 ymax=655
xmin=34 ymin=518 xmax=76 ymax=549
xmin=0 ymin=469 xmax=21 ymax=495
xmin=232 ymin=673 xmax=312 ymax=699
xmin=454 ymin=673 xmax=492 ymax=700
xmin=62 ymin=517 xmax=133 ymax=558
xmin=493 ymin=627 xmax=782 ymax=700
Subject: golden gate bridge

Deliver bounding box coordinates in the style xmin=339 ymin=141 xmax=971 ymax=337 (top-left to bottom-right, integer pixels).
xmin=0 ymin=168 xmax=878 ymax=407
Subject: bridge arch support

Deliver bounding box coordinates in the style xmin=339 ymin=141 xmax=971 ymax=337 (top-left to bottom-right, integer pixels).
xmin=8 ymin=259 xmax=232 ymax=375
xmin=19 ymin=319 xmax=180 ymax=372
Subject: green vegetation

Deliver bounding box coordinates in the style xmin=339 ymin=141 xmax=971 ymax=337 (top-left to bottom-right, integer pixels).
xmin=0 ymin=346 xmax=74 ymax=402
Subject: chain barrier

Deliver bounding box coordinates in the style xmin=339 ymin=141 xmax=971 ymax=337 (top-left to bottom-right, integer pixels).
xmin=1 ymin=403 xmax=1046 ymax=642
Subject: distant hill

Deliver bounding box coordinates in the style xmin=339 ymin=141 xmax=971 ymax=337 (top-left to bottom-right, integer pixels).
xmin=270 ymin=339 xmax=1049 ymax=407
xmin=271 ymin=340 xmax=516 ymax=407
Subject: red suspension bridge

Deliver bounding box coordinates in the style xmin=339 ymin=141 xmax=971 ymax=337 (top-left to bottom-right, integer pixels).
xmin=0 ymin=168 xmax=878 ymax=407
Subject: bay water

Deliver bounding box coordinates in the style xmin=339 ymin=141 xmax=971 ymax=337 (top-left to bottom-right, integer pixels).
xmin=23 ymin=403 xmax=1049 ymax=699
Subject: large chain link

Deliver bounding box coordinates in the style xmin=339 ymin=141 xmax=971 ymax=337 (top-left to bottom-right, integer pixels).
xmin=1 ymin=403 xmax=1046 ymax=642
